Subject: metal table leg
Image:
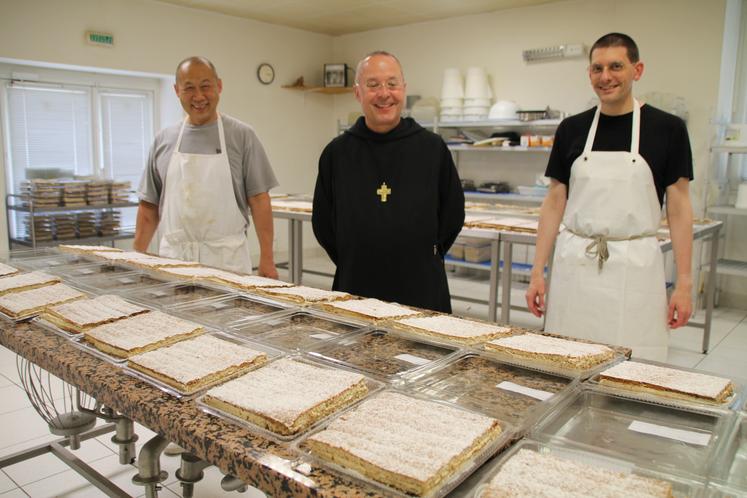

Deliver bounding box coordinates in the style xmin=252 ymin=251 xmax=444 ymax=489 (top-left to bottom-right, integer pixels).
xmin=501 ymin=240 xmax=513 ymax=324
xmin=287 ymin=220 xmax=304 ymax=284
xmin=488 ymin=239 xmax=499 ymax=322
xmin=702 ymin=225 xmax=720 ymax=353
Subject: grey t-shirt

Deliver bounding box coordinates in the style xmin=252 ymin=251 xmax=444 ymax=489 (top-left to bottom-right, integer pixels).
xmin=137 ymin=114 xmax=278 ymax=224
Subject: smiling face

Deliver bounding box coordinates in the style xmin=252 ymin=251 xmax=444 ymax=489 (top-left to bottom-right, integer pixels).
xmin=588 ymin=45 xmax=643 ymax=115
xmin=354 ymin=54 xmax=406 ymax=133
xmin=174 ymin=61 xmax=222 ymax=125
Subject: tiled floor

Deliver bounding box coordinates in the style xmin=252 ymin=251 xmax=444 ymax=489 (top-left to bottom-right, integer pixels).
xmin=0 ymin=254 xmax=745 ymax=497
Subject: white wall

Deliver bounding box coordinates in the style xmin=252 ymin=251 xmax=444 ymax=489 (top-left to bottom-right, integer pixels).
xmin=0 ymin=0 xmax=336 ymax=260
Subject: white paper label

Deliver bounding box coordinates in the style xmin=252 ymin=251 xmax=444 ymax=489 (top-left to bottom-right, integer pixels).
xmin=395 ymin=353 xmax=430 ymax=366
xmin=117 ymin=277 xmax=136 ymax=284
xmin=150 ymin=290 xmax=168 ymax=297
xmin=628 ymin=421 xmax=711 ymax=446
xmin=79 ymin=269 xmax=95 ymax=275
xmin=211 ymin=302 xmax=230 ymax=310
xmin=496 ymin=381 xmax=553 ymax=401
xmin=310 ymin=333 xmax=334 ymax=340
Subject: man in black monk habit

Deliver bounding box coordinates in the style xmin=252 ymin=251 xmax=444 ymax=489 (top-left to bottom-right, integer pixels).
xmin=312 ymin=51 xmax=465 ymax=312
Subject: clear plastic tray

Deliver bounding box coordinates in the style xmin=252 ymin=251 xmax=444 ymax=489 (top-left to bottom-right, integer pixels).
xmin=586 ymin=358 xmax=743 ymax=414
xmin=168 ymin=294 xmax=292 ymax=329
xmin=307 ymin=327 xmax=461 ymax=384
xmin=73 ymin=271 xmax=172 ymax=294
xmin=707 ymin=412 xmax=747 ymax=492
xmin=532 ymin=386 xmax=731 ymax=481
xmin=11 ymin=252 xmax=96 ymax=271
xmin=294 ymin=389 xmax=514 ymax=498
xmin=407 ymin=351 xmax=578 ymax=433
xmin=479 ymin=335 xmax=626 ymax=380
xmin=469 ymin=438 xmax=706 ymax=498
xmin=122 ymin=331 xmax=282 ymax=399
xmin=48 ymin=262 xmax=133 ymax=279
xmin=229 ymin=309 xmax=367 ymax=352
xmin=196 ymin=354 xmax=384 ymax=443
xmin=120 ymin=281 xmax=236 ymax=309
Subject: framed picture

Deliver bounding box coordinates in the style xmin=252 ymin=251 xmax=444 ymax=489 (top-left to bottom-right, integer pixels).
xmin=324 ymin=63 xmax=347 ymax=88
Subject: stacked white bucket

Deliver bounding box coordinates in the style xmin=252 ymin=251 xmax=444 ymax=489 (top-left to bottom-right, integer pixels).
xmin=440 ymin=68 xmax=464 ymax=122
xmin=440 ymin=67 xmax=492 ymax=122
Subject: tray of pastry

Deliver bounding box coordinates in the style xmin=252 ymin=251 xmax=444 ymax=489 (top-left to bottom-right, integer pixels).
xmin=384 ymin=313 xmax=518 ymax=347
xmin=228 ymin=309 xmax=367 ymax=352
xmin=122 ymin=331 xmax=281 ymax=398
xmin=197 ymin=354 xmax=384 ymax=443
xmin=706 ymin=412 xmax=747 ymax=493
xmin=120 ymin=281 xmax=237 ymax=310
xmin=480 ymin=332 xmax=625 ymax=380
xmin=35 ymin=294 xmax=151 ymax=338
xmin=307 ymin=327 xmax=461 ymax=384
xmin=407 ymin=352 xmax=578 ymax=433
xmin=294 ymin=389 xmax=513 ymax=498
xmin=531 ymin=385 xmax=732 ymax=482
xmin=167 ymin=293 xmax=293 ymax=329
xmin=469 ymin=438 xmax=705 ymax=498
xmin=586 ymin=358 xmax=743 ymax=413
xmin=313 ymin=297 xmax=424 ymax=323
xmin=72 ymin=309 xmax=207 ymax=365
xmin=10 ymin=252 xmax=98 ymax=272
xmin=49 ymin=261 xmax=134 ymax=279
xmin=0 ymin=283 xmax=87 ymax=323
xmin=73 ymin=271 xmax=173 ymax=295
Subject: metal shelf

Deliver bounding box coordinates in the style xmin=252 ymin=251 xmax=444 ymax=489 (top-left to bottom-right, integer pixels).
xmin=464 ymin=192 xmax=545 ymax=203
xmin=9 ymin=232 xmax=135 ymax=248
xmin=707 ymin=205 xmax=747 ymax=216
xmin=425 ymin=118 xmax=562 ymax=129
xmin=447 ymin=145 xmax=552 ymax=153
xmin=716 ymin=259 xmax=747 ymax=278
xmin=711 ymin=144 xmax=747 ymax=154
xmin=7 ymin=201 xmax=138 ymax=214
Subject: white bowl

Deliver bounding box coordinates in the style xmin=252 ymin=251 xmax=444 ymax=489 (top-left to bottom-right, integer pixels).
xmin=488 ymin=100 xmax=519 ymax=120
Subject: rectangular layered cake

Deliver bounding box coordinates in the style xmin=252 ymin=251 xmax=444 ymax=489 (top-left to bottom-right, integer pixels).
xmin=481 ymin=448 xmax=673 ymax=497
xmin=210 ymin=273 xmax=293 ymax=291
xmin=84 ymin=310 xmax=204 ymax=358
xmin=390 ymin=315 xmax=514 ymax=345
xmin=598 ymin=361 xmax=735 ymax=404
xmin=0 ymin=283 xmax=85 ymax=319
xmin=203 ymin=358 xmax=368 ymax=436
xmin=0 ymin=271 xmax=60 ymax=296
xmin=485 ymin=333 xmax=615 ymax=370
xmin=90 ymin=251 xmax=199 ymax=268
xmin=0 ymin=263 xmax=20 ymax=278
xmin=255 ymin=285 xmax=351 ymax=304
xmin=318 ymin=298 xmax=422 ymax=322
xmin=466 ymin=217 xmax=539 ymax=233
xmin=58 ymin=244 xmax=123 ymax=254
xmin=128 ymin=334 xmax=267 ymax=394
xmin=155 ymin=265 xmax=238 ymax=281
xmin=305 ymin=391 xmax=502 ymax=496
xmin=43 ymin=294 xmax=150 ymax=333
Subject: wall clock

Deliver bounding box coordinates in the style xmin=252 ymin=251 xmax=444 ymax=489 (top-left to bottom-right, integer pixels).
xmin=257 ymin=63 xmax=275 ymax=85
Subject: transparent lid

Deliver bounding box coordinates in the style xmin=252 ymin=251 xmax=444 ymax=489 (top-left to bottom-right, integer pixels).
xmin=169 ymin=294 xmax=291 ymax=328
xmin=231 ymin=310 xmax=365 ymax=352
xmin=122 ymin=281 xmax=234 ymax=309
xmin=308 ymin=328 xmax=460 ymax=383
xmin=74 ymin=271 xmax=171 ymax=294
xmin=708 ymin=412 xmax=747 ymax=489
xmin=49 ymin=261 xmax=133 ymax=278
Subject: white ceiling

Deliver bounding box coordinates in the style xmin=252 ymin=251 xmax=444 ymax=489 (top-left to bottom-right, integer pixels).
xmin=153 ymin=0 xmax=562 ymax=36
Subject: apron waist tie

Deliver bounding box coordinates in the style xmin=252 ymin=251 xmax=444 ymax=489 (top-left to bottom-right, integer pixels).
xmin=566 ymin=229 xmax=658 ymax=271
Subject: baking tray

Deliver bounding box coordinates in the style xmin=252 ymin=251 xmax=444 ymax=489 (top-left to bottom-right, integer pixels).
xmin=122 ymin=331 xmax=282 ymax=399
xmin=407 ymin=351 xmax=578 ymax=433
xmin=48 ymin=261 xmax=133 ymax=279
xmin=479 ymin=335 xmax=626 ymax=380
xmin=196 ymin=354 xmax=384 ymax=444
xmin=294 ymin=389 xmax=514 ymax=498
xmin=531 ymin=386 xmax=732 ymax=481
xmin=167 ymin=294 xmax=293 ymax=329
xmin=469 ymin=438 xmax=706 ymax=498
xmin=120 ymin=281 xmax=236 ymax=310
xmin=586 ymin=358 xmax=743 ymax=414
xmin=707 ymin=412 xmax=747 ymax=493
xmin=72 ymin=271 xmax=172 ymax=295
xmin=307 ymin=327 xmax=462 ymax=385
xmin=228 ymin=309 xmax=367 ymax=352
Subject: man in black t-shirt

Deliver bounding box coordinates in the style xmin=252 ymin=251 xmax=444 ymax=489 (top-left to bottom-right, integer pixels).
xmin=525 ymin=33 xmax=694 ymax=360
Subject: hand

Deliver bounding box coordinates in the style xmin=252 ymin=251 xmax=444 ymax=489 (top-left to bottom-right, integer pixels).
xmin=257 ymin=257 xmax=279 ymax=279
xmin=667 ymin=285 xmax=692 ymax=329
xmin=525 ymin=274 xmax=546 ymax=318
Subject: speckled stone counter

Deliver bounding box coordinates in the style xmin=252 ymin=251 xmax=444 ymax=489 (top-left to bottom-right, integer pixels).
xmin=0 ymin=321 xmax=387 ymax=498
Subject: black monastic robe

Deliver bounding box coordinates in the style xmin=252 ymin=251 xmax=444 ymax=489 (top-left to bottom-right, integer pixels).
xmin=312 ymin=117 xmax=465 ymax=313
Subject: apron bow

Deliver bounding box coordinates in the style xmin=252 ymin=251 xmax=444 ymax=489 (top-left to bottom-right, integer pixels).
xmin=568 ymin=229 xmax=658 ymax=271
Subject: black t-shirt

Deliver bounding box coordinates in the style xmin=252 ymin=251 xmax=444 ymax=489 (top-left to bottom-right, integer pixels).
xmin=545 ymin=104 xmax=693 ymax=206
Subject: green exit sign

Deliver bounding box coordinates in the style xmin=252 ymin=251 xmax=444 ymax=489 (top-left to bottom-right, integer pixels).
xmin=85 ymin=31 xmax=114 ymax=47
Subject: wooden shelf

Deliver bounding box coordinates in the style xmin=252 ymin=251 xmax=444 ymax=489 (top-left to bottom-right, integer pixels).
xmin=282 ymin=85 xmax=353 ymax=95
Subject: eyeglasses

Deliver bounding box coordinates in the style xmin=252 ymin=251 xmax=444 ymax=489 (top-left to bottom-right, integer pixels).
xmin=588 ymin=61 xmax=628 ymax=74
xmin=359 ymin=79 xmax=404 ymax=92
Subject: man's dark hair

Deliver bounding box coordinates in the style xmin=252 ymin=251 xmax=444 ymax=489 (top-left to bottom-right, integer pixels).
xmin=590 ymin=33 xmax=640 ymax=63
xmin=175 ymin=56 xmax=219 ymax=83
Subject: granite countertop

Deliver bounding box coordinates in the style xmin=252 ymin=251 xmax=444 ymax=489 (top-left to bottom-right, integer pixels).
xmin=0 ymin=321 xmax=386 ymax=498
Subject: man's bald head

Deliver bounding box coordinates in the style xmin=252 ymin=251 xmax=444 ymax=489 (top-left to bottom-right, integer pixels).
xmin=175 ymin=56 xmax=219 ymax=84
xmin=355 ymin=51 xmax=404 ymax=85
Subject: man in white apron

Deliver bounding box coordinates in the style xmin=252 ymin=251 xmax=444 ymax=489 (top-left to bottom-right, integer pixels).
xmin=135 ymin=56 xmax=279 ymax=277
xmin=525 ymin=33 xmax=694 ymax=361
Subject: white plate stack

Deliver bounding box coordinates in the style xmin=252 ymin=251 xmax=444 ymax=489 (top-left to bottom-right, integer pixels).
xmin=463 ymin=67 xmax=492 ymax=121
xmin=440 ymin=68 xmax=464 ymax=123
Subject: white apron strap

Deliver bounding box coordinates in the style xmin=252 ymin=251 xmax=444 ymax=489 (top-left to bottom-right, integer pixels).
xmin=583 ymin=99 xmax=642 ymax=156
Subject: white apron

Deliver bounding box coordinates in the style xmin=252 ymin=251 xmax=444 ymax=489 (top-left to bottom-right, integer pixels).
xmin=158 ymin=114 xmax=253 ymax=274
xmin=545 ymin=101 xmax=668 ymax=361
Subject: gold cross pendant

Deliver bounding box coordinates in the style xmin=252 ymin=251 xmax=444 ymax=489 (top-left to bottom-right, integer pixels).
xmin=376 ymin=182 xmax=392 ymax=202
